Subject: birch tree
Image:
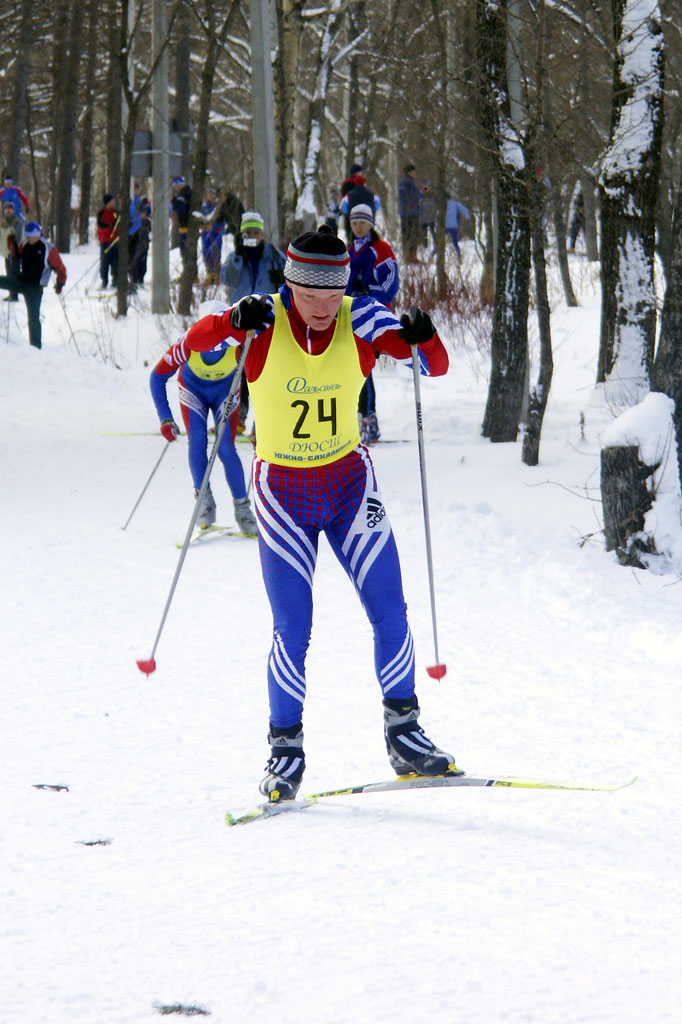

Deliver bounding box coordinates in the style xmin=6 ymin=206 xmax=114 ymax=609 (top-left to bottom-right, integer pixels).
xmin=597 ymin=0 xmax=665 ymax=407
xmin=116 ymin=0 xmax=180 ymax=317
xmin=477 ymin=0 xmax=531 ymax=443
xmin=294 ymin=1 xmax=345 ymax=234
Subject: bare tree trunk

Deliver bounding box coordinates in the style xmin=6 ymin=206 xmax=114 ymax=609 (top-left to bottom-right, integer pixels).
xmin=116 ymin=0 xmax=181 ymax=317
xmin=106 ymin=0 xmax=123 ymax=194
xmin=430 ymin=0 xmax=449 ymax=299
xmin=8 ymin=0 xmax=33 ymax=181
xmin=477 ymin=0 xmax=531 ymax=442
xmin=55 ymin=0 xmax=84 ymax=252
xmin=24 ymin=94 xmax=42 ymax=224
xmin=597 ymin=0 xmax=664 ymax=404
xmin=523 ymin=165 xmax=554 ymax=465
xmin=652 ymin=155 xmax=682 ymax=492
xmin=275 ymin=0 xmax=305 ymax=240
xmin=177 ymin=0 xmax=241 ymax=316
xmin=294 ymin=5 xmax=344 ymax=235
xmin=575 ymin=0 xmax=600 ymax=263
xmin=78 ymin=0 xmax=98 ymax=245
xmin=543 ymin=77 xmax=577 ymax=307
xmin=522 ymin=0 xmax=554 ymax=464
xmin=175 ymin=0 xmax=192 ymax=179
xmin=601 ymin=445 xmax=656 ymax=567
xmin=48 ymin=4 xmax=70 ymax=236
xmin=344 ymin=3 xmax=364 ymax=171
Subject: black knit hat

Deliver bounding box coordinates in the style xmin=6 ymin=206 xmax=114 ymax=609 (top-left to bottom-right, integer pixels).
xmin=284 ymin=226 xmax=350 ymax=289
xmin=103 ymin=193 xmax=114 ymax=204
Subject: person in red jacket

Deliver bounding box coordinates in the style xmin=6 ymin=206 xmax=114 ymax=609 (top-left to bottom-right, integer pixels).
xmin=96 ymin=194 xmax=119 ymax=288
xmin=182 ymin=226 xmax=461 ymax=801
xmin=0 ymin=221 xmax=67 ymax=348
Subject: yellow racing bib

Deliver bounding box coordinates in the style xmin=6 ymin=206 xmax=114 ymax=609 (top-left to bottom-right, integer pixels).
xmin=187 ymin=345 xmax=237 ymax=381
xmin=250 ymin=295 xmax=364 ymax=466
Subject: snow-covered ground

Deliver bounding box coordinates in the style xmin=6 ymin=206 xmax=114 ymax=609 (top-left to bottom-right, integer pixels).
xmin=2 ymin=239 xmax=681 ymax=1023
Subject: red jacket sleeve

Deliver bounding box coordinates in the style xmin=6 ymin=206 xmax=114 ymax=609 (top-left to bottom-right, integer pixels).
xmin=185 ymin=309 xmax=242 ymax=352
xmin=48 ymin=246 xmax=67 ymax=288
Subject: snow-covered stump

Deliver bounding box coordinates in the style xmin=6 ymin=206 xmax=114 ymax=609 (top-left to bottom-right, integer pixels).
xmin=600 ymin=445 xmax=655 ymax=566
xmin=600 ymin=393 xmax=682 ymax=572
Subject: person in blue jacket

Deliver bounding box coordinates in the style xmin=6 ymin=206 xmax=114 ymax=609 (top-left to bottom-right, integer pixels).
xmin=220 ymin=211 xmax=286 ymax=433
xmin=220 ymin=211 xmax=285 ymax=300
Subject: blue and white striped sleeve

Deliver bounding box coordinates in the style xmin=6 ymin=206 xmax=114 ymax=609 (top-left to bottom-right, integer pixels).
xmin=350 ymin=295 xmax=401 ymax=343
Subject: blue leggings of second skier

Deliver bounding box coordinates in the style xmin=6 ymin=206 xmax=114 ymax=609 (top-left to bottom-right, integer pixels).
xmin=178 ymin=370 xmax=248 ymax=500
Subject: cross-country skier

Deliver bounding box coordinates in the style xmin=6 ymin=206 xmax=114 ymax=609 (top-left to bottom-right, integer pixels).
xmin=182 ymin=226 xmax=461 ymax=800
xmin=149 ymin=301 xmax=257 ymax=535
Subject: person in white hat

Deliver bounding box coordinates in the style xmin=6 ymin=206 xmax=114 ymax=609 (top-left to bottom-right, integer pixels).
xmin=181 ymin=226 xmax=461 ymax=801
xmin=346 ymin=203 xmax=400 ymax=444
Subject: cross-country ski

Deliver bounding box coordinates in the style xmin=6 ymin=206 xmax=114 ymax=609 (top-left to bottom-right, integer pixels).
xmin=226 ymin=773 xmax=637 ymax=825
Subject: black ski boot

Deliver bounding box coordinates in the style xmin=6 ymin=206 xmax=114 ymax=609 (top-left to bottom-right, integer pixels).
xmin=259 ymin=723 xmax=305 ymax=802
xmin=194 ymin=485 xmax=216 ymax=528
xmin=383 ymin=696 xmax=462 ymax=776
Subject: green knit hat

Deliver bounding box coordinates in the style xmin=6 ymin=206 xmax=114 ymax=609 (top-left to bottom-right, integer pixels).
xmin=240 ymin=210 xmax=265 ymax=232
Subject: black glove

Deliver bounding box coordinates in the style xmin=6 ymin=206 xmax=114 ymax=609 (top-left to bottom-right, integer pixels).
xmin=55 ymin=283 xmax=63 ymax=295
xmin=351 ymin=275 xmax=366 ymax=295
xmin=398 ymin=307 xmax=434 ymax=346
xmin=231 ymin=295 xmax=272 ymax=332
xmin=234 ymin=233 xmax=245 ymax=255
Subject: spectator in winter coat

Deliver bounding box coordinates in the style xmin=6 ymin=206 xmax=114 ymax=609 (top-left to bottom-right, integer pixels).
xmin=345 ymin=203 xmax=400 ymax=446
xmin=0 ymin=221 xmax=67 ymax=349
xmin=444 ymin=197 xmax=470 ymax=256
xmin=340 ymin=162 xmax=364 ymax=200
xmin=220 ymin=211 xmax=286 ymax=433
xmin=0 ymin=174 xmax=30 ymax=220
xmin=170 ymin=176 xmax=192 ymax=255
xmin=131 ymin=198 xmax=151 ymax=286
xmin=126 ymin=187 xmax=143 ymax=288
xmin=339 ymin=163 xmax=382 ymax=238
xmin=96 ymin=194 xmax=119 ymax=288
xmin=220 ymin=210 xmax=286 ymax=302
xmin=419 ymin=183 xmax=437 ymax=251
xmin=398 ymin=164 xmax=420 ymax=263
xmin=195 ymin=186 xmax=225 ymax=282
xmin=0 ymin=201 xmax=24 ymax=301
xmin=182 ymin=226 xmax=460 ymax=801
xmin=214 ymin=190 xmax=245 ymax=244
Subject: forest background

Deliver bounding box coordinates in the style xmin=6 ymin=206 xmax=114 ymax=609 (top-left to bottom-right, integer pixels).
xmin=2 ymin=0 xmax=682 ymax=570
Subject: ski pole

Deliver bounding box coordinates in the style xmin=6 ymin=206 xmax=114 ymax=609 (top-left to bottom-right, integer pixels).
xmin=137 ymin=334 xmax=253 ymax=676
xmin=64 ymin=252 xmax=101 ymax=296
xmin=57 ymin=292 xmax=81 ymax=355
xmin=410 ymin=327 xmax=446 ymax=680
xmin=121 ymin=443 xmax=171 ymax=530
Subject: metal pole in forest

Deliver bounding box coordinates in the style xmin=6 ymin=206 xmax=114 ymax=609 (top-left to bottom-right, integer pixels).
xmin=152 ymin=0 xmax=170 ymax=314
xmin=249 ymin=0 xmax=279 ymax=247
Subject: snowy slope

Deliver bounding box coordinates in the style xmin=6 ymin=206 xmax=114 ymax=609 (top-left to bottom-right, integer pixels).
xmin=1 ymin=243 xmax=681 ymax=1024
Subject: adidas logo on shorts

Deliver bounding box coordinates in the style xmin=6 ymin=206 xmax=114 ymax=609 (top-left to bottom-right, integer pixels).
xmin=366 ymin=496 xmax=386 ymax=528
